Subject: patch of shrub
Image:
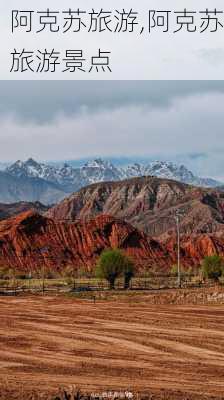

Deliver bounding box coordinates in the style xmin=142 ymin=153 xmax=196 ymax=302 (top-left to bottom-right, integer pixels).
xmin=201 ymin=255 xmax=224 ymax=281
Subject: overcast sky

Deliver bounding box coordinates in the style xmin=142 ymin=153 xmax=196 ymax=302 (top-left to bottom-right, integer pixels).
xmin=0 ymin=81 xmax=224 ymax=180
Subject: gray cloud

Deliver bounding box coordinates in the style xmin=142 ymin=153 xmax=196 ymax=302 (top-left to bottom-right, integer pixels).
xmin=0 ymin=81 xmax=224 ymax=180
xmin=0 ymin=81 xmax=224 ymax=122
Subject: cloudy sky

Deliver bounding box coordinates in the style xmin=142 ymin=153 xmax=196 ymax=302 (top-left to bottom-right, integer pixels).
xmin=0 ymin=81 xmax=224 ymax=180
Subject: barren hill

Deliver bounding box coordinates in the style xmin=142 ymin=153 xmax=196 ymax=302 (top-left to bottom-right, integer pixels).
xmin=46 ymin=176 xmax=224 ymax=238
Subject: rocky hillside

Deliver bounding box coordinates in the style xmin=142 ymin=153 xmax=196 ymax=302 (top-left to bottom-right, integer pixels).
xmin=0 ymin=211 xmax=171 ymax=272
xmin=166 ymin=233 xmax=224 ymax=267
xmin=46 ymin=176 xmax=224 ymax=238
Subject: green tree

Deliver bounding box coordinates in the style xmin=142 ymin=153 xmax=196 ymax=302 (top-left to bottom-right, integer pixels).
xmin=96 ymin=249 xmax=134 ymax=290
xmin=201 ymin=255 xmax=224 ymax=281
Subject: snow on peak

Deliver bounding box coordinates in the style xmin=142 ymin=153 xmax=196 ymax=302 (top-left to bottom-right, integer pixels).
xmin=14 ymin=160 xmax=23 ymax=168
xmin=26 ymin=158 xmax=39 ymax=166
xmin=84 ymin=158 xmax=113 ymax=169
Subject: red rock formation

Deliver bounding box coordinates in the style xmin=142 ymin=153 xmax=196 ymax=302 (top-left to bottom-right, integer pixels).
xmin=0 ymin=211 xmax=171 ymax=273
xmin=165 ymin=233 xmax=224 ymax=267
xmin=1 ymin=209 xmax=224 ymax=274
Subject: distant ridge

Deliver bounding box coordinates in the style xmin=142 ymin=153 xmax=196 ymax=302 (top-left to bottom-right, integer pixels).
xmin=0 ymin=201 xmax=49 ymax=221
xmin=0 ymin=170 xmax=67 ymax=205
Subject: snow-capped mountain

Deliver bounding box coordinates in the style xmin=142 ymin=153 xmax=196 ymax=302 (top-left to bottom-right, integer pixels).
xmin=6 ymin=158 xmax=123 ymax=192
xmin=141 ymin=161 xmax=219 ymax=187
xmin=80 ymin=159 xmax=122 ymax=184
xmin=7 ymin=158 xmax=58 ymax=181
xmin=121 ymin=161 xmax=220 ymax=188
xmin=5 ymin=158 xmax=222 ymax=198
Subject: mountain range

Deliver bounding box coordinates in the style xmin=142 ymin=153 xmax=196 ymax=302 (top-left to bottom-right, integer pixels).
xmin=1 ymin=157 xmax=221 ymax=204
xmin=1 ymin=174 xmax=224 ymax=272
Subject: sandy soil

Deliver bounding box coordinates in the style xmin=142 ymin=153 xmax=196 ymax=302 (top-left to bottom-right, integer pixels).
xmin=0 ymin=294 xmax=224 ymax=399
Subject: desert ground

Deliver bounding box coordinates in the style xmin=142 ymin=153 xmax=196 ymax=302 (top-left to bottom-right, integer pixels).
xmin=0 ymin=292 xmax=224 ymax=399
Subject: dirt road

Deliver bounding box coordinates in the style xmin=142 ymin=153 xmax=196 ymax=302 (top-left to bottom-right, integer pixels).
xmin=0 ymin=294 xmax=224 ymax=399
